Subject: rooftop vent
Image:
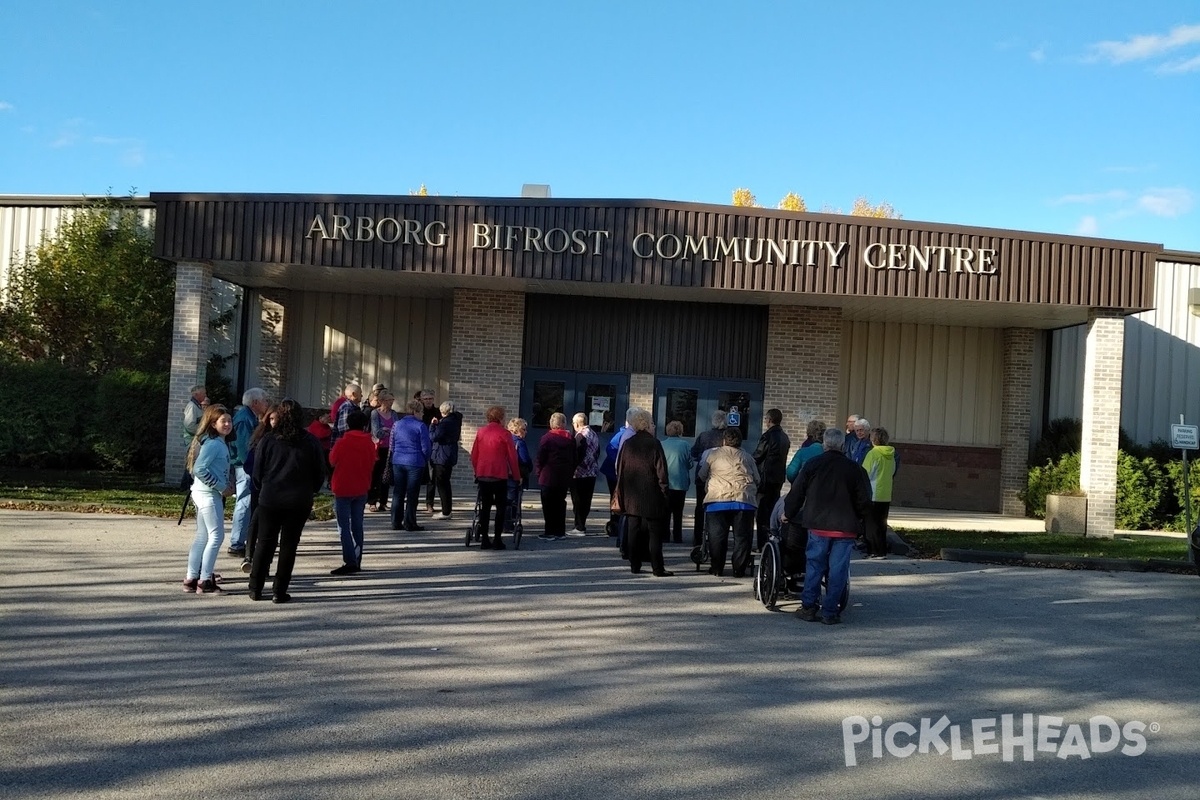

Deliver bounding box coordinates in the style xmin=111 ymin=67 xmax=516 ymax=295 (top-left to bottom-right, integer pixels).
xmin=521 ymin=184 xmax=551 ymax=198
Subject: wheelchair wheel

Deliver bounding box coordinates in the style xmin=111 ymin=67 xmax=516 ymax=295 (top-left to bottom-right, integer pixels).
xmin=465 ymin=501 xmax=480 ymax=547
xmin=513 ymin=518 xmax=523 ymax=550
xmin=756 ymin=541 xmax=780 ymax=609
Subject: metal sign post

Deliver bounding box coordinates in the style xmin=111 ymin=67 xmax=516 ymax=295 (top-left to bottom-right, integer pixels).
xmin=1171 ymin=416 xmax=1199 ymax=565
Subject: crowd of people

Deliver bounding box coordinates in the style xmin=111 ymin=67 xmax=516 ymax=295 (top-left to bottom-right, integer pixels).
xmin=179 ymin=386 xmax=899 ymax=624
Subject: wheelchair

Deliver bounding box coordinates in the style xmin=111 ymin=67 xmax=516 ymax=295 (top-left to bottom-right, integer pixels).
xmin=754 ymin=526 xmax=848 ymax=613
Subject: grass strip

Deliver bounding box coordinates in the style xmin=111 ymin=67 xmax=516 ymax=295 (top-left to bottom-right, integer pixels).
xmin=900 ymin=529 xmax=1189 ymax=562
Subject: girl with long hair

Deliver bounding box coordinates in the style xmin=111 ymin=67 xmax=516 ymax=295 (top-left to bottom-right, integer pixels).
xmin=184 ymin=404 xmax=234 ymax=594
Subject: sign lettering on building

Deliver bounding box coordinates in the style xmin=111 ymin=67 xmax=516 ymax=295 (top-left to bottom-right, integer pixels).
xmin=304 ymin=213 xmax=1000 ymax=275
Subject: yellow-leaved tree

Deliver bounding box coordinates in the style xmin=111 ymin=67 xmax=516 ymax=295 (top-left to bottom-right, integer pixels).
xmin=732 ymin=188 xmax=900 ymax=218
xmin=778 ymin=192 xmax=806 ymax=212
xmin=731 ymin=188 xmax=760 ymax=207
xmin=850 ymin=197 xmax=900 ymax=218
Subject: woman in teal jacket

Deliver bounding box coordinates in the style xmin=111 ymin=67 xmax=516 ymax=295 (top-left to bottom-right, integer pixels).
xmin=785 ymin=420 xmax=828 ymax=482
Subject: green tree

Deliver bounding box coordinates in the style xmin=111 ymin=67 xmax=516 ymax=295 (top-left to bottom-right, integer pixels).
xmin=0 ymin=195 xmax=175 ymax=374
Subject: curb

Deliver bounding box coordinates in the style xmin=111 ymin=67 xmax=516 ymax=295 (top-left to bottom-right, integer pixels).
xmin=939 ymin=547 xmax=1196 ymax=575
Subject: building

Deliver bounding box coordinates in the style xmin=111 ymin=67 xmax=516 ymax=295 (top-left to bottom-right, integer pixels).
xmin=5 ymin=193 xmax=1198 ymax=533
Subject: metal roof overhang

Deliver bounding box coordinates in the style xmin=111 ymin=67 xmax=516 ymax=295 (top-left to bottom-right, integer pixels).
xmin=154 ymin=193 xmax=1162 ymax=331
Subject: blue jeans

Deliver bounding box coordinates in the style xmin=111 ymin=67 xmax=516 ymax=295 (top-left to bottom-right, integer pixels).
xmin=229 ymin=466 xmax=252 ymax=549
xmin=391 ymin=464 xmax=423 ymax=529
xmin=335 ymin=494 xmax=367 ymax=566
xmin=802 ymin=534 xmax=853 ymax=619
xmin=187 ymin=487 xmax=225 ymax=580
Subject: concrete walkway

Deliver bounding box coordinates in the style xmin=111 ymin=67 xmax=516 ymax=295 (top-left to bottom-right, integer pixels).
xmin=2 ymin=508 xmax=1199 ymax=800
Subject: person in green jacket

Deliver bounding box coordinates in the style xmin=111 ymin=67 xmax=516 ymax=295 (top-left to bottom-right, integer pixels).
xmin=861 ymin=427 xmax=897 ymax=558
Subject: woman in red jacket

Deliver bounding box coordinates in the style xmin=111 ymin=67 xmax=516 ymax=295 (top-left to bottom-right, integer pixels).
xmin=329 ymin=409 xmax=377 ymax=575
xmin=470 ymin=405 xmax=522 ymax=550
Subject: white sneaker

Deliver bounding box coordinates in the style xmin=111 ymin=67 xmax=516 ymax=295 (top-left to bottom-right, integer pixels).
xmin=566 ymin=529 xmax=586 ymax=537
xmin=434 ymin=513 xmax=452 ymax=520
xmin=537 ymin=533 xmax=557 ymax=541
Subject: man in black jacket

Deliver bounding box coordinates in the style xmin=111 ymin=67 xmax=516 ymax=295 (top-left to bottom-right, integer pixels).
xmin=752 ymin=408 xmax=790 ymax=550
xmin=783 ymin=427 xmax=871 ymax=625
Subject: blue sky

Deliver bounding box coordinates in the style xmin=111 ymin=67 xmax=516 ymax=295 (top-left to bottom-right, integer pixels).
xmin=1 ymin=1 xmax=1198 ymax=250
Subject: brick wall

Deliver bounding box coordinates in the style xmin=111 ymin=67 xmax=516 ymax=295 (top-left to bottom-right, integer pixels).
xmin=1080 ymin=309 xmax=1125 ymax=536
xmin=1000 ymin=328 xmax=1035 ymax=515
xmin=449 ymin=288 xmax=525 ymax=495
xmin=892 ymin=442 xmax=1002 ymax=512
xmin=164 ymin=262 xmax=213 ymax=484
xmin=630 ymin=373 xmax=654 ymax=421
xmin=764 ymin=305 xmax=842 ymax=446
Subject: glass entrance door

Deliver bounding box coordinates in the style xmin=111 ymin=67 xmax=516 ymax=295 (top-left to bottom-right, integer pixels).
xmin=520 ymin=369 xmax=629 ymax=485
xmin=653 ymin=376 xmax=763 ymax=453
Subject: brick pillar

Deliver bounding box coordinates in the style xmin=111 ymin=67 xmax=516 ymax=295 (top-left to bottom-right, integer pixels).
xmin=1080 ymin=309 xmax=1125 ymax=537
xmin=165 ymin=262 xmax=212 ymax=484
xmin=764 ymin=305 xmax=842 ymax=451
xmin=1000 ymin=328 xmax=1035 ymax=515
xmin=449 ymin=288 xmax=525 ymax=496
xmin=629 ymin=373 xmax=654 ymax=420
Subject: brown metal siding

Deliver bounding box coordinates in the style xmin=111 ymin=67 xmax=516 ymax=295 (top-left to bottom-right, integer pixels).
xmin=152 ymin=194 xmax=1158 ymax=309
xmin=523 ymin=295 xmax=767 ymax=380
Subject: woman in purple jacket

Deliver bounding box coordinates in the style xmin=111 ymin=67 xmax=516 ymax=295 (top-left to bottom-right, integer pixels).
xmin=389 ymin=399 xmax=432 ymax=532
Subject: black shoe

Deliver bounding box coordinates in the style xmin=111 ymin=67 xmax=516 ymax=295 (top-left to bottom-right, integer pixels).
xmin=330 ymin=563 xmax=360 ymax=576
xmin=405 ymin=524 xmax=425 ymax=532
xmin=491 ymin=537 xmax=507 ymax=550
xmin=248 ymin=589 xmax=262 ymax=601
xmin=653 ymin=570 xmax=675 ymax=577
xmin=480 ymin=536 xmax=493 ymax=550
xmin=272 ymin=592 xmax=292 ymax=604
xmin=630 ymin=565 xmax=643 ymax=574
xmin=821 ymin=614 xmax=842 ymax=625
xmin=795 ymin=606 xmax=818 ymax=622
xmin=227 ymin=547 xmax=245 ymax=557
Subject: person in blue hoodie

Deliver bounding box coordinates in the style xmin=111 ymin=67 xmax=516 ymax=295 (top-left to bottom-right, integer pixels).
xmin=600 ymin=408 xmax=639 ymax=545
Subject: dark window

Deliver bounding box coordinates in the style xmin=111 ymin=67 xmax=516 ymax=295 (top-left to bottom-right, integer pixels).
xmin=665 ymin=388 xmax=699 ymax=437
xmin=531 ymin=381 xmax=564 ymax=428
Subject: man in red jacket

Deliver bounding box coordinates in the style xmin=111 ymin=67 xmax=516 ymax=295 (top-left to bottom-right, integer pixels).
xmin=329 ymin=410 xmax=376 ymax=575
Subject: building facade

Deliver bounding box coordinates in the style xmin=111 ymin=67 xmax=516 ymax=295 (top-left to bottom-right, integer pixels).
xmin=147 ymin=192 xmax=1174 ymax=534
xmin=6 ymin=192 xmax=1194 ymax=533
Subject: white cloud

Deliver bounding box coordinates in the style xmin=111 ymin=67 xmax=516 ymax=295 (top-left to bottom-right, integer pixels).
xmin=0 ymin=101 xmax=13 ymax=112
xmin=1075 ymin=216 xmax=1100 ymax=236
xmin=1029 ymin=45 xmax=1047 ymax=62
xmin=1051 ymin=190 xmax=1128 ymax=205
xmin=1157 ymin=54 xmax=1200 ymax=74
xmin=1087 ymin=23 xmax=1200 ymax=64
xmin=1136 ymin=188 xmax=1194 ymax=218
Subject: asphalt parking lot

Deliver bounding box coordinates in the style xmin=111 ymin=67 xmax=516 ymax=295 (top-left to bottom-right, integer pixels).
xmin=2 ymin=508 xmax=1199 ymax=800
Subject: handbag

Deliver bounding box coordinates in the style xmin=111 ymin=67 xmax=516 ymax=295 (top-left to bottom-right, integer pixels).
xmin=381 ymin=458 xmax=394 ymax=487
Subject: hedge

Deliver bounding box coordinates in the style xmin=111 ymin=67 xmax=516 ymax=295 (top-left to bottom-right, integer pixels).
xmin=0 ymin=362 xmax=168 ymax=471
xmin=1024 ymin=418 xmax=1200 ymax=531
